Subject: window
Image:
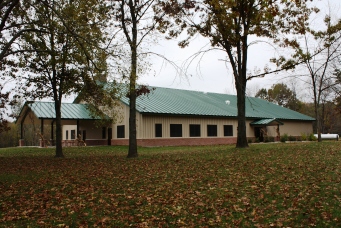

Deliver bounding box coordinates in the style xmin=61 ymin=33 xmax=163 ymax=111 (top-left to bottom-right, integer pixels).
xmin=170 ymin=124 xmax=182 ymax=137
xmin=117 ymin=125 xmax=125 ymax=138
xmin=224 ymin=125 xmax=233 ymax=136
xmin=82 ymin=130 xmax=86 ymax=141
xmin=155 ymin=124 xmax=162 ymax=137
xmin=71 ymin=130 xmax=76 ymax=139
xmin=66 ymin=130 xmax=69 ymax=140
xmin=102 ymin=127 xmax=106 ymax=139
xmin=207 ymin=125 xmax=217 ymax=137
xmin=190 ymin=124 xmax=201 ymax=137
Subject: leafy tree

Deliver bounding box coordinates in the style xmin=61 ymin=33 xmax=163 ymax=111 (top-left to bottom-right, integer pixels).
xmin=255 ymin=88 xmax=268 ymax=100
xmin=0 ymin=122 xmax=19 ymax=147
xmin=0 ymin=0 xmax=37 ymax=62
xmin=273 ymin=11 xmax=341 ymax=141
xmin=256 ymin=83 xmax=302 ymax=111
xmin=161 ymin=0 xmax=315 ymax=148
xmin=109 ymin=0 xmax=166 ymax=158
xmin=16 ymin=0 xmax=109 ymax=157
xmin=0 ymin=85 xmax=11 ymax=133
xmin=1 ymin=1 xmax=36 ymax=130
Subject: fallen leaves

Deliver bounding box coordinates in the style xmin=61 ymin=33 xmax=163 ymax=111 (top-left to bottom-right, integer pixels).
xmin=0 ymin=143 xmax=341 ymax=227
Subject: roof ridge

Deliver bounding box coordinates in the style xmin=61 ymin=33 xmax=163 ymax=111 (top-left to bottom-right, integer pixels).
xmin=148 ymin=85 xmax=237 ymax=97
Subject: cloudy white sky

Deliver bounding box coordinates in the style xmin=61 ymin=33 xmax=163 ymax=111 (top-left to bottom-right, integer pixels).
xmin=137 ymin=0 xmax=341 ymax=100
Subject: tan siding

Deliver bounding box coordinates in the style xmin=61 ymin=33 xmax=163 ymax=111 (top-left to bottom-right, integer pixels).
xmin=249 ymin=121 xmax=313 ymax=138
xmin=246 ymin=120 xmax=255 ymax=137
xmin=279 ymin=121 xmax=313 ymax=136
xmin=110 ymin=103 xmax=313 ymax=140
xmin=141 ymin=115 xmax=239 ymax=138
xmin=111 ymin=104 xmax=143 ymax=139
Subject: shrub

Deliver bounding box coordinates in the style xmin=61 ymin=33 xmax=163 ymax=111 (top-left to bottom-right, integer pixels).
xmin=301 ymin=133 xmax=307 ymax=141
xmin=280 ymin=134 xmax=288 ymax=142
xmin=288 ymin=135 xmax=296 ymax=141
xmin=264 ymin=136 xmax=274 ymax=143
xmin=247 ymin=138 xmax=254 ymax=143
xmin=308 ymin=133 xmax=317 ymax=141
xmin=255 ymin=137 xmax=260 ymax=143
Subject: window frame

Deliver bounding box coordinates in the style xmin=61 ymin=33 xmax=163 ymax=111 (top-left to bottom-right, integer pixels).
xmin=102 ymin=127 xmax=106 ymax=139
xmin=71 ymin=130 xmax=76 ymax=140
xmin=117 ymin=125 xmax=125 ymax=138
xmin=207 ymin=125 xmax=218 ymax=137
xmin=155 ymin=123 xmax=162 ymax=138
xmin=224 ymin=125 xmax=233 ymax=137
xmin=189 ymin=124 xmax=201 ymax=137
xmin=170 ymin=124 xmax=182 ymax=137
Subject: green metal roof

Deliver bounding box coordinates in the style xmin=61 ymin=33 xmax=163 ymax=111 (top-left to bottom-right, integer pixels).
xmin=250 ymin=118 xmax=284 ymax=126
xmin=26 ymin=101 xmax=101 ymax=120
xmin=120 ymin=86 xmax=315 ymax=121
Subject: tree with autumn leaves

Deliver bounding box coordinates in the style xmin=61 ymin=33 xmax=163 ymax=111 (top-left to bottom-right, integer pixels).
xmin=2 ymin=0 xmax=339 ymax=154
xmin=108 ymin=0 xmax=169 ymax=158
xmin=272 ymin=4 xmax=341 ymax=142
xmin=160 ymin=0 xmax=317 ymax=148
xmin=14 ymin=0 xmax=110 ymax=157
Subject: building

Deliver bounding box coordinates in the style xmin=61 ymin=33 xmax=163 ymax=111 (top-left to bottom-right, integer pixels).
xmin=17 ymin=86 xmax=314 ymax=147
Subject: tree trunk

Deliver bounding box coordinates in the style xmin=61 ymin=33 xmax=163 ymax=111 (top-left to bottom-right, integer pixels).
xmin=127 ymin=44 xmax=138 ymax=158
xmin=54 ymin=100 xmax=64 ymax=157
xmin=315 ymin=104 xmax=322 ymax=142
xmin=235 ymin=78 xmax=249 ymax=148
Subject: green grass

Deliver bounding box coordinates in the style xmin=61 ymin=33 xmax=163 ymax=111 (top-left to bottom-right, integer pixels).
xmin=1 ymin=142 xmax=341 ymax=227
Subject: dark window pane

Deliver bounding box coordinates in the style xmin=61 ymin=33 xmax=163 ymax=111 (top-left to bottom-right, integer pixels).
xmin=224 ymin=125 xmax=233 ymax=136
xmin=71 ymin=130 xmax=75 ymax=139
xmin=170 ymin=124 xmax=182 ymax=137
xmin=155 ymin=124 xmax=162 ymax=137
xmin=207 ymin=125 xmax=217 ymax=137
xmin=82 ymin=130 xmax=86 ymax=140
xmin=117 ymin=125 xmax=125 ymax=138
xmin=66 ymin=130 xmax=68 ymax=140
xmin=102 ymin=127 xmax=106 ymax=139
xmin=190 ymin=124 xmax=201 ymax=137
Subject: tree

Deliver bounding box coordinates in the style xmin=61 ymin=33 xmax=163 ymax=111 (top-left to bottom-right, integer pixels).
xmin=255 ymin=83 xmax=302 ymax=111
xmin=1 ymin=1 xmax=36 ymax=129
xmin=274 ymin=11 xmax=341 ymax=141
xmin=0 ymin=85 xmax=11 ymax=133
xmin=109 ymin=0 xmax=165 ymax=158
xmin=16 ymin=0 xmax=109 ymax=157
xmin=161 ymin=0 xmax=315 ymax=148
xmin=0 ymin=0 xmax=37 ymax=62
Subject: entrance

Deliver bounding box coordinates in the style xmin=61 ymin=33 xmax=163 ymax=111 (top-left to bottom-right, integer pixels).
xmin=254 ymin=127 xmax=264 ymax=142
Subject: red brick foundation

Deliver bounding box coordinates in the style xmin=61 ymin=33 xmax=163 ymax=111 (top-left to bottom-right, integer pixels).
xmin=111 ymin=137 xmax=237 ymax=147
xmin=62 ymin=139 xmax=107 ymax=147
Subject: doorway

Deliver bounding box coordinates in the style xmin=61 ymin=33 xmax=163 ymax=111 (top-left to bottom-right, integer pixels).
xmin=254 ymin=127 xmax=264 ymax=142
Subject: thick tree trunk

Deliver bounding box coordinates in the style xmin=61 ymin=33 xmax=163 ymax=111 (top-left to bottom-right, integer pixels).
xmin=128 ymin=91 xmax=138 ymax=158
xmin=127 ymin=45 xmax=138 ymax=158
xmin=235 ymin=79 xmax=249 ymax=148
xmin=54 ymin=100 xmax=64 ymax=157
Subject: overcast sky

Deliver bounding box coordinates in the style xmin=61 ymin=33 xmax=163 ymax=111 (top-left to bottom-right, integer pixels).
xmin=137 ymin=0 xmax=341 ymax=100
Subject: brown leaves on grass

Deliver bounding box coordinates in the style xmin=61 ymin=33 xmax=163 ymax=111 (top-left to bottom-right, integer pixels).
xmin=0 ymin=143 xmax=341 ymax=227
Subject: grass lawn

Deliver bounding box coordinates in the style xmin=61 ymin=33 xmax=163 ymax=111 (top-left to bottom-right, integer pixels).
xmin=0 ymin=142 xmax=341 ymax=227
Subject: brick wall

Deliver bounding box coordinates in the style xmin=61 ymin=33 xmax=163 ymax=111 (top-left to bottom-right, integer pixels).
xmin=62 ymin=139 xmax=107 ymax=147
xmin=111 ymin=137 xmax=237 ymax=147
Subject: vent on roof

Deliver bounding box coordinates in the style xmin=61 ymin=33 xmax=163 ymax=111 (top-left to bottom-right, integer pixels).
xmin=225 ymin=100 xmax=230 ymax=105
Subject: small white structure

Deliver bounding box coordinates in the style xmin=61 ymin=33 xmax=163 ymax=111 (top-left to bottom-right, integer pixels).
xmin=314 ymin=134 xmax=339 ymax=141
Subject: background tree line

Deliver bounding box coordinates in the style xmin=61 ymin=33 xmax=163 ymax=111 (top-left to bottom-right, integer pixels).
xmin=255 ymin=82 xmax=341 ymax=135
